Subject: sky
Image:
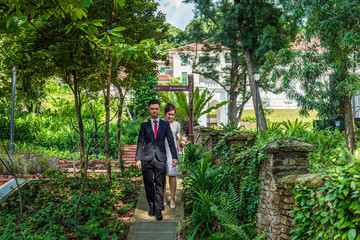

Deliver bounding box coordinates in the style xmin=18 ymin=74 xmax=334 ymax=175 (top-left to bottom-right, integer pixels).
xmin=157 ymin=0 xmax=195 ymax=31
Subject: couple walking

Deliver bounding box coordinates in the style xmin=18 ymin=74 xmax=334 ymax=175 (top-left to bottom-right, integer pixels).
xmin=135 ymin=99 xmax=181 ymax=221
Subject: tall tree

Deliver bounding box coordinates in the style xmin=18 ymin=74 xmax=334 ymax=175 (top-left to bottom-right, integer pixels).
xmin=265 ymin=0 xmax=360 ymax=152
xmin=183 ymin=0 xmax=302 ymax=128
xmin=88 ymin=0 xmax=167 ymax=178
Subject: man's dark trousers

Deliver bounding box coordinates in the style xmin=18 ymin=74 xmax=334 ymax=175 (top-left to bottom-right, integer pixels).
xmin=135 ymin=120 xmax=178 ymax=212
xmin=142 ymin=155 xmax=166 ymax=211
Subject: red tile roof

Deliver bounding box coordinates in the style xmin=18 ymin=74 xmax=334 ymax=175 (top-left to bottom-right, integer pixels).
xmin=290 ymin=34 xmax=325 ymax=50
xmin=169 ymin=35 xmax=325 ymax=52
xmin=169 ymin=42 xmax=229 ymax=51
xmin=118 ymin=72 xmax=172 ymax=82
xmin=157 ymin=74 xmax=172 ymax=81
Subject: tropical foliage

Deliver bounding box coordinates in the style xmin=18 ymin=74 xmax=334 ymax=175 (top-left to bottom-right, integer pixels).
xmin=291 ymin=160 xmax=360 ymax=240
xmin=159 ymin=85 xmax=229 ymax=124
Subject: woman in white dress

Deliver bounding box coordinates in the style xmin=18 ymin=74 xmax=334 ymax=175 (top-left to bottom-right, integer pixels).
xmin=163 ymin=103 xmax=181 ymax=209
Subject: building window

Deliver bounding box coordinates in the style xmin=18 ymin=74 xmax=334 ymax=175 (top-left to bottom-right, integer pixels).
xmin=290 ymin=79 xmax=296 ymax=89
xmin=180 ymin=55 xmax=188 ymax=66
xmin=199 ymin=56 xmax=217 ymax=64
xmin=225 ymin=56 xmax=232 ymax=64
xmin=181 ymin=72 xmax=188 ymax=85
xmin=160 ymin=67 xmax=169 ymax=74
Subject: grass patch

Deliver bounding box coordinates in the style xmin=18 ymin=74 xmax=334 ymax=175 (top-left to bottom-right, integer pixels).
xmin=242 ymin=109 xmax=318 ymax=122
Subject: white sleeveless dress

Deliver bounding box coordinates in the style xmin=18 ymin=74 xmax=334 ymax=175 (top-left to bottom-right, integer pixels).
xmin=165 ymin=121 xmax=180 ymax=176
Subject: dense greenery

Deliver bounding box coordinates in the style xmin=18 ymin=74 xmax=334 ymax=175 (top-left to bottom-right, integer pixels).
xmin=180 ymin=133 xmax=266 ymax=239
xmin=291 ymin=160 xmax=360 ymax=240
xmin=180 ymin=118 xmax=351 ymax=239
xmin=0 ymin=109 xmax=142 ymax=158
xmin=0 ymin=166 xmax=141 ymax=239
xmin=130 ymin=75 xmax=161 ymax=118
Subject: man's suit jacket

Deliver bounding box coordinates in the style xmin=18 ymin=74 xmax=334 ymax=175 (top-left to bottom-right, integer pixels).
xmin=135 ymin=119 xmax=178 ymax=162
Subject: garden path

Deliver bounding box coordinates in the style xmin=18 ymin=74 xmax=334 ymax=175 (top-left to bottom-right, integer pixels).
xmin=0 ymin=178 xmax=26 ymax=200
xmin=127 ymin=174 xmax=184 ymax=240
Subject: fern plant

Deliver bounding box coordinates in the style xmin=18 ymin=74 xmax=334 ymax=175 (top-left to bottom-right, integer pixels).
xmin=209 ymin=184 xmax=266 ymax=240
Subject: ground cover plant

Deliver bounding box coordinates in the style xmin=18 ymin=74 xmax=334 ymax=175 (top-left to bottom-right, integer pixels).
xmin=291 ymin=159 xmax=360 ymax=240
xmin=0 ymin=166 xmax=142 ymax=239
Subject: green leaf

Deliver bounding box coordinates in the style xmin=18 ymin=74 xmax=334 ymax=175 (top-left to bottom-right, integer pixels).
xmin=114 ymin=0 xmax=126 ymax=7
xmin=341 ymin=221 xmax=353 ymax=229
xmin=24 ymin=53 xmax=30 ymax=60
xmin=112 ymin=26 xmax=126 ymax=32
xmin=109 ymin=32 xmax=123 ymax=38
xmin=82 ymin=0 xmax=91 ymax=7
xmin=350 ymin=182 xmax=356 ymax=190
xmin=75 ymin=8 xmax=87 ymax=19
xmin=348 ymin=228 xmax=356 ymax=240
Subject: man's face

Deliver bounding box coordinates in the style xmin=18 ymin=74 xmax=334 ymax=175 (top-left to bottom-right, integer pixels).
xmin=148 ymin=104 xmax=160 ymax=119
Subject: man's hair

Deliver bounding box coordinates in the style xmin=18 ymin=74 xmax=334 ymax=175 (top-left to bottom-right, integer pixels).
xmin=164 ymin=103 xmax=176 ymax=114
xmin=148 ymin=99 xmax=160 ymax=107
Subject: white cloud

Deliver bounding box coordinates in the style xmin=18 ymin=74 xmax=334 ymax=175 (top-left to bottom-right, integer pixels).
xmin=157 ymin=0 xmax=195 ymax=30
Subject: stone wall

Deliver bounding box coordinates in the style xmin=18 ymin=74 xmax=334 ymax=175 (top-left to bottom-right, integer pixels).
xmin=194 ymin=126 xmax=226 ymax=152
xmin=255 ymin=139 xmax=323 ymax=240
xmin=194 ymin=129 xmax=321 ymax=239
xmin=194 ymin=126 xmax=255 ymax=154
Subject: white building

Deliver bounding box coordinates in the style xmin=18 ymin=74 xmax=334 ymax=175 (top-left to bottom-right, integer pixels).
xmin=159 ymin=43 xmax=300 ymax=127
xmin=157 ymin=39 xmax=360 ymax=126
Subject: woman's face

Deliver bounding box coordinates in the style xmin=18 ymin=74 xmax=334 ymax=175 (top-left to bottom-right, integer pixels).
xmin=165 ymin=110 xmax=175 ymax=123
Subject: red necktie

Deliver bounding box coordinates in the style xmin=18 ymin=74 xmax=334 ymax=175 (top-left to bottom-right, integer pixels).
xmin=154 ymin=120 xmax=158 ymax=139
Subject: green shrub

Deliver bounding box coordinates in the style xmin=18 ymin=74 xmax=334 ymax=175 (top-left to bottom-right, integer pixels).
xmin=181 ymin=158 xmax=226 ymax=239
xmin=0 ymin=143 xmax=56 ymax=174
xmin=180 ymin=143 xmax=205 ymax=174
xmin=291 ymin=161 xmax=360 ymax=240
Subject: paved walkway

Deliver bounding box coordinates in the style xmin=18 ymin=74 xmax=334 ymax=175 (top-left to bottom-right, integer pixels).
xmin=127 ymin=175 xmax=184 ymax=240
xmin=0 ymin=178 xmax=26 ymax=200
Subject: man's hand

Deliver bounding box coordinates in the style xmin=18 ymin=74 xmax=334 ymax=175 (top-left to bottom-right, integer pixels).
xmin=136 ymin=160 xmax=142 ymax=171
xmin=172 ymin=159 xmax=177 ymax=167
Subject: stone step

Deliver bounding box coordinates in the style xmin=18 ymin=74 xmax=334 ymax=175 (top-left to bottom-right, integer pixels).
xmin=132 ymin=222 xmax=177 ymax=240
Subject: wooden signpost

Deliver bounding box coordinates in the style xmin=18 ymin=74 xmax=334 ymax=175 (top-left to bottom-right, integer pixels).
xmin=154 ymin=74 xmax=195 ymax=143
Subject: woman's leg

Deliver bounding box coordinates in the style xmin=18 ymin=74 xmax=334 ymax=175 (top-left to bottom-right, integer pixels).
xmin=163 ymin=176 xmax=167 ymax=204
xmin=169 ymin=176 xmax=177 ymax=206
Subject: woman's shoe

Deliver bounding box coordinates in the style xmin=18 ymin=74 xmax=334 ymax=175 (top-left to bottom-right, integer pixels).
xmin=170 ymin=198 xmax=176 ymax=209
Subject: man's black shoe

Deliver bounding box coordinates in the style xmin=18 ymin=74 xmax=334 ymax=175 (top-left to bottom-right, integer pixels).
xmin=155 ymin=210 xmax=163 ymax=221
xmin=148 ymin=208 xmax=154 ymax=217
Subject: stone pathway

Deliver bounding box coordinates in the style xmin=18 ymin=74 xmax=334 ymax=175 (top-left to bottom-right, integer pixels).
xmin=127 ymin=175 xmax=184 ymax=240
xmin=0 ymin=178 xmax=26 ymax=200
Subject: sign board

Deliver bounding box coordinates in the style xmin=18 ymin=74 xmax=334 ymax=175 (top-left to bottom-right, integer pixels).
xmin=153 ymin=85 xmax=189 ymax=92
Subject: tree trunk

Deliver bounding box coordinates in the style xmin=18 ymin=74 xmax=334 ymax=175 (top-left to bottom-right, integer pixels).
xmin=105 ymin=52 xmax=112 ymax=184
xmin=72 ymin=72 xmax=86 ymax=173
xmin=105 ymin=0 xmax=115 ymax=184
xmin=117 ymin=92 xmax=125 ymax=173
xmin=35 ymin=102 xmax=41 ymax=113
xmin=27 ymin=103 xmax=33 ymax=113
xmin=244 ymin=50 xmax=268 ymax=131
xmin=229 ymin=94 xmax=238 ymax=124
xmin=343 ymin=95 xmax=356 ymax=153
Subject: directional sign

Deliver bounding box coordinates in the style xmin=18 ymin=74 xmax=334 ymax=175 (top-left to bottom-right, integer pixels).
xmin=153 ymin=85 xmax=189 ymax=92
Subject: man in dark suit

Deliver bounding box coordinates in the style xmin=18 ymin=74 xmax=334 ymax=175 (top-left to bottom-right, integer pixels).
xmin=135 ymin=99 xmax=178 ymax=220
